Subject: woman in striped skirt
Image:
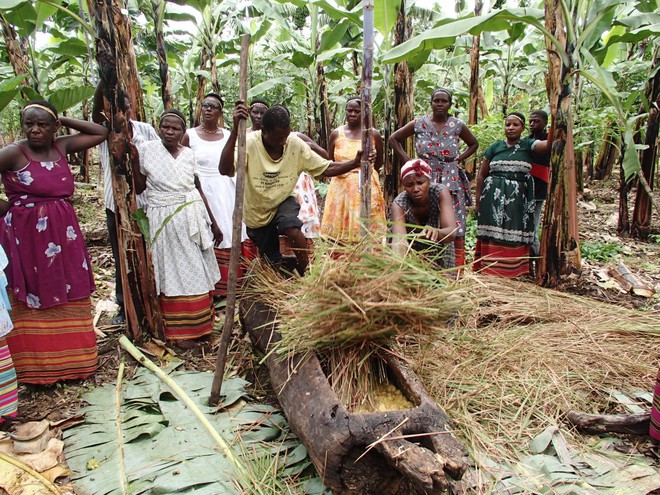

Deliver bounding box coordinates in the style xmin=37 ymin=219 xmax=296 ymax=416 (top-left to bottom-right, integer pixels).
xmin=135 ymin=109 xmax=221 ymax=344
xmin=0 ymin=246 xmax=16 ymax=421
xmin=0 ymin=101 xmax=108 ymax=384
xmin=182 ymin=93 xmax=253 ymax=300
xmin=474 ymin=112 xmax=550 ymax=278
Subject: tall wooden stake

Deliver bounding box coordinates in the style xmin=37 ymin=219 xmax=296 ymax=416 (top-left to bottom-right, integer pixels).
xmin=209 ymin=34 xmax=251 ymax=406
xmin=359 ymin=0 xmax=374 ymax=236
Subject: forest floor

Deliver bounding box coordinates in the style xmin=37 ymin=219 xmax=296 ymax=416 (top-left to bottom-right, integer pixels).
xmin=3 ymin=168 xmax=659 ymax=493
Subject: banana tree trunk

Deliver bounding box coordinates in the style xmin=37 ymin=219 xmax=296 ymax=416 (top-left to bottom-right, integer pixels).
xmin=631 ymin=50 xmax=659 ymax=238
xmin=81 ymin=97 xmax=91 ymax=182
xmin=209 ymin=56 xmax=223 ymax=127
xmin=617 ymin=158 xmax=630 ymax=235
xmin=317 ymin=62 xmax=330 ymax=150
xmin=359 ymin=0 xmax=374 ymax=235
xmin=193 ymin=48 xmax=210 ymax=127
xmin=593 ymin=127 xmax=619 ymax=180
xmin=575 ymin=149 xmax=583 ymax=193
xmin=538 ymin=0 xmax=581 ymax=287
xmin=467 ymin=0 xmax=483 ymax=126
xmin=90 ymin=0 xmax=165 ymax=341
xmin=0 ymin=14 xmax=33 ymax=93
xmin=477 ymin=85 xmax=489 ymax=118
xmin=306 ymin=86 xmax=312 ymax=137
xmin=385 ymin=0 xmax=414 ymax=209
xmin=584 ymin=144 xmax=594 ymax=183
xmin=466 ymin=0 xmax=483 ymax=178
xmin=501 ymin=69 xmax=510 ymax=118
xmin=467 ymin=33 xmax=480 ymax=128
xmin=466 ymin=25 xmax=481 ymax=177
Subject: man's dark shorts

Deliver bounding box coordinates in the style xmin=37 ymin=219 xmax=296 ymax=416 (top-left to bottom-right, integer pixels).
xmin=246 ymin=196 xmax=302 ymax=264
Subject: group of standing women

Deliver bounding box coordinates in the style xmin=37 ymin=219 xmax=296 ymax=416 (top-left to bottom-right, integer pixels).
xmin=390 ymin=89 xmax=550 ymax=277
xmin=0 ymin=88 xmax=549 ymax=423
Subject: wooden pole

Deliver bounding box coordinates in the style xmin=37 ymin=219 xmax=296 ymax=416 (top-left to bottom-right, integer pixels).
xmin=209 ymin=34 xmax=251 ymax=406
xmin=359 ymin=0 xmax=374 ymax=237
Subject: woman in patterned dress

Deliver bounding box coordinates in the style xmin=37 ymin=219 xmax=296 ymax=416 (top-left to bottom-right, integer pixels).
xmin=391 ymin=159 xmax=456 ymax=268
xmin=474 ymin=112 xmax=550 ymax=278
xmin=134 ymin=109 xmax=221 ymax=344
xmin=321 ymin=96 xmax=386 ymax=242
xmin=0 ymin=100 xmax=108 ymax=384
xmin=650 ymin=369 xmax=660 ymax=441
xmin=390 ymin=88 xmax=478 ymax=265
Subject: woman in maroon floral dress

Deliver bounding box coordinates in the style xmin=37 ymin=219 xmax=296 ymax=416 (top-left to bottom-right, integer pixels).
xmin=390 ymin=88 xmax=478 ymax=265
xmin=0 ymin=100 xmax=108 ymax=384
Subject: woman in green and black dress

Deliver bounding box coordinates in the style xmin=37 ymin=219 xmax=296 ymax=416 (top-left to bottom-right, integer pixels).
xmin=474 ymin=112 xmax=550 ymax=278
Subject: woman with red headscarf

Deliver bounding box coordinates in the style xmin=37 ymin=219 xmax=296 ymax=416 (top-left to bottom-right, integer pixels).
xmin=390 ymin=159 xmax=456 ymax=268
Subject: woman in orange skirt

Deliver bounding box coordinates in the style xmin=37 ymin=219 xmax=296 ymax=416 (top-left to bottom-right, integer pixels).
xmin=0 ymin=101 xmax=108 ymax=384
xmin=321 ymin=96 xmax=386 ymax=243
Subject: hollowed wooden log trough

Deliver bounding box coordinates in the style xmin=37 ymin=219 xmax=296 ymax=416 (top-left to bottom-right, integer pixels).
xmin=240 ymin=296 xmax=468 ymax=494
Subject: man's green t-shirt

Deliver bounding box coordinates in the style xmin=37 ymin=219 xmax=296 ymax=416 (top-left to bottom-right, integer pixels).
xmin=244 ymin=131 xmax=330 ymax=228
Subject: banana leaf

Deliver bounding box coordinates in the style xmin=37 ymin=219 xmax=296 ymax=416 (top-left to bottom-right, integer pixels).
xmin=478 ymin=428 xmax=660 ymax=495
xmin=64 ymin=367 xmax=325 ymax=494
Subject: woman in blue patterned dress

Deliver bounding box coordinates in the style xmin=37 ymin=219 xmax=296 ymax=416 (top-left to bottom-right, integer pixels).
xmin=390 ymin=89 xmax=478 ymax=265
xmin=474 ymin=112 xmax=550 ymax=278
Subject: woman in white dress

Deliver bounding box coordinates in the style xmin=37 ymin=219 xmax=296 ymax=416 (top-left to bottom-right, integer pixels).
xmin=182 ymin=93 xmax=251 ymax=299
xmin=135 ymin=109 xmax=221 ymax=344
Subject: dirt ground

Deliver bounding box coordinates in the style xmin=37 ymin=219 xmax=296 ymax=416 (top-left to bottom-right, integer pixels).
xmin=2 ymin=167 xmax=659 ymax=491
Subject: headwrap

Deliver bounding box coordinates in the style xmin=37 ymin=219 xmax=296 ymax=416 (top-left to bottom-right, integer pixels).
xmin=432 ymin=88 xmax=453 ymax=101
xmin=23 ymin=104 xmax=58 ymax=121
xmin=250 ymin=102 xmax=269 ymax=110
xmin=160 ymin=110 xmax=187 ymax=128
xmin=204 ymin=93 xmax=224 ymax=109
xmin=507 ymin=113 xmax=525 ymax=126
xmin=401 ymin=159 xmax=432 ymax=180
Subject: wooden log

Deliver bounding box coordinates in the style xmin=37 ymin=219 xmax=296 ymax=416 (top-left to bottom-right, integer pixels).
xmin=608 ymin=263 xmax=656 ymax=298
xmin=240 ymin=296 xmax=468 ymax=494
xmin=566 ymin=410 xmax=650 ymax=435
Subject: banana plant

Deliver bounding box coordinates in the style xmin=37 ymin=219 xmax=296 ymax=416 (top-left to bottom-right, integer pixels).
xmin=0 ymin=0 xmax=95 ymax=111
xmin=133 ymin=0 xmax=175 ymax=109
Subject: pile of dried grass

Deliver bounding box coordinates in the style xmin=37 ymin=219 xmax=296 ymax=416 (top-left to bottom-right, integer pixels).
xmin=246 ymin=241 xmax=471 ymax=410
xmin=405 ymin=275 xmax=660 ymax=462
xmin=247 ymin=242 xmax=470 ymax=355
xmin=246 ymin=243 xmax=658 ymax=459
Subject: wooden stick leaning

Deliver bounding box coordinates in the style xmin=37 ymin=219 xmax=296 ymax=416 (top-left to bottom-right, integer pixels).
xmin=359 ymin=0 xmax=374 ymax=238
xmin=209 ymin=33 xmax=251 ymax=406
